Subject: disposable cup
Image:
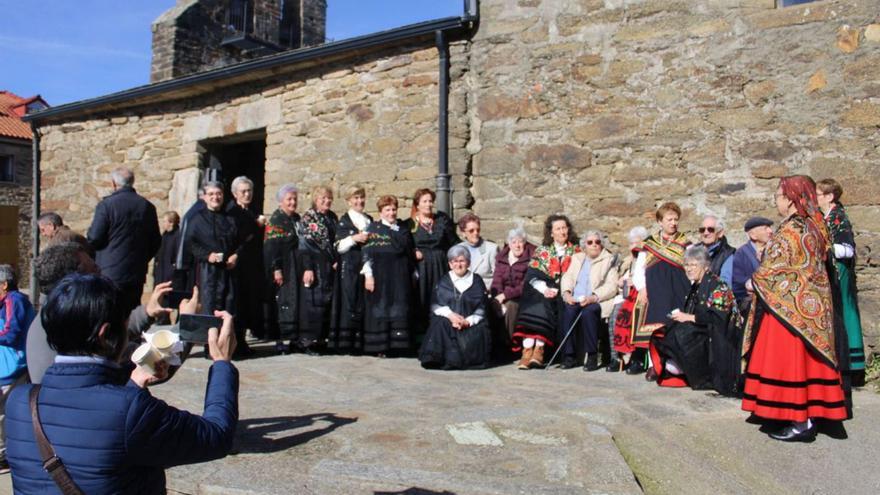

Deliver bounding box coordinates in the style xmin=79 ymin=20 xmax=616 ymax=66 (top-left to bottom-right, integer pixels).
xmin=131 ymin=343 xmax=160 ymax=374
xmin=151 ymin=330 xmax=176 ymax=355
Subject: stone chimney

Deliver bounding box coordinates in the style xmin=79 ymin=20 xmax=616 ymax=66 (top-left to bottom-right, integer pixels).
xmin=150 ymin=0 xmax=328 ymax=83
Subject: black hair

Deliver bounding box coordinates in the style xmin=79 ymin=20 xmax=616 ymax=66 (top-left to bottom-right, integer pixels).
xmin=542 ymin=214 xmax=578 ymax=247
xmin=42 ymin=273 xmax=127 ymax=359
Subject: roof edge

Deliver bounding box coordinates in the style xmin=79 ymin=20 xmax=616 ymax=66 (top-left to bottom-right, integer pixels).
xmin=24 ymin=15 xmax=474 ymax=125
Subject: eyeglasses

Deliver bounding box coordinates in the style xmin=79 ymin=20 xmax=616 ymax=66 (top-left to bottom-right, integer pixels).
xmin=584 ymin=240 xmax=602 ymax=246
xmin=698 ymin=227 xmax=716 ymax=234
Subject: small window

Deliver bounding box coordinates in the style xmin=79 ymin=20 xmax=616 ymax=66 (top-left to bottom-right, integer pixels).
xmin=777 ymin=0 xmax=818 ymax=6
xmin=0 ymin=156 xmax=14 ymax=182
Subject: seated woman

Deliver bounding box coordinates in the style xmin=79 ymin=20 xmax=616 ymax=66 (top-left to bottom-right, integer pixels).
xmin=419 ymin=246 xmax=492 ymax=370
xmin=490 ymin=227 xmax=537 ymax=353
xmin=647 ymin=245 xmax=739 ymax=392
xmin=608 ymin=226 xmax=648 ymax=372
xmin=455 ymin=213 xmax=498 ymax=288
xmin=559 ymin=230 xmax=619 ymax=371
xmin=6 ymin=273 xmax=238 ymax=493
xmin=513 ymin=215 xmax=580 ymax=369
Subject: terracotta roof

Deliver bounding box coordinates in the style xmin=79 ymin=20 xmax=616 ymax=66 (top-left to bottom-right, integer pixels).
xmin=0 ymin=91 xmax=47 ymax=140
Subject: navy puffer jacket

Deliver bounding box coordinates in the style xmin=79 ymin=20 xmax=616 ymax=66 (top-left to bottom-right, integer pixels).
xmin=5 ymin=359 xmax=238 ymax=494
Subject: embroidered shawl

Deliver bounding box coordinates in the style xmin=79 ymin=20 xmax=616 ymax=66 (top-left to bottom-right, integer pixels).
xmin=298 ymin=208 xmax=334 ymax=253
xmin=642 ymin=231 xmax=689 ymax=269
xmin=529 ymin=242 xmax=581 ymax=282
xmin=743 ymin=214 xmax=836 ymax=366
xmin=826 ymin=202 xmax=855 ymax=248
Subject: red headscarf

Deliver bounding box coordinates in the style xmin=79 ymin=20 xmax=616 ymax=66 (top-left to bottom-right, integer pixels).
xmin=779 ymin=175 xmax=828 ymax=257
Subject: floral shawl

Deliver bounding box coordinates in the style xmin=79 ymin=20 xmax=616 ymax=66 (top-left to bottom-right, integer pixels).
xmin=743 ymin=214 xmax=836 ymax=366
xmin=642 ymin=231 xmax=689 ymax=269
xmin=297 ymin=208 xmax=334 ymax=253
xmin=826 ymin=202 xmax=855 ymax=248
xmin=529 ymin=242 xmax=581 ymax=282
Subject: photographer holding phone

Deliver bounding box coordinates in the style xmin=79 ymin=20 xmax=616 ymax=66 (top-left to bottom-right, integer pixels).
xmin=6 ymin=273 xmax=239 ymax=494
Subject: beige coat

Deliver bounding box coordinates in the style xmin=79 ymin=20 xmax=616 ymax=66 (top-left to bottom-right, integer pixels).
xmin=560 ymin=249 xmax=619 ymax=318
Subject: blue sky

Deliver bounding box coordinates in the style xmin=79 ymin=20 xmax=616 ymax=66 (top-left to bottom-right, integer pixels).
xmin=0 ymin=0 xmax=462 ymax=106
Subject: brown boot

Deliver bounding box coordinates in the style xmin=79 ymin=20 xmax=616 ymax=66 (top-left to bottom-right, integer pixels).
xmin=529 ymin=345 xmax=545 ymax=368
xmin=517 ymin=347 xmax=534 ymax=370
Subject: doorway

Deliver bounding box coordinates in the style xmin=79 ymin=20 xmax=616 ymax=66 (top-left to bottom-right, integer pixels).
xmin=199 ymin=130 xmax=267 ymax=214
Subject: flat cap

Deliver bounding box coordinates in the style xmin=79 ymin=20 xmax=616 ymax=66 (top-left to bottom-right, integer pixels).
xmin=744 ymin=216 xmax=774 ymax=231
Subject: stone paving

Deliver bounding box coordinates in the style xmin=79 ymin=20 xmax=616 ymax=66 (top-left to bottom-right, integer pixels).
xmin=3 ymin=342 xmax=880 ymax=494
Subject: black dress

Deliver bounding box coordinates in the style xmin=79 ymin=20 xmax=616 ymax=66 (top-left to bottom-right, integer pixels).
xmin=649 ymin=272 xmax=740 ymax=394
xmin=362 ymin=220 xmax=416 ymax=353
xmin=329 ymin=211 xmax=373 ymax=352
xmin=153 ymin=227 xmax=180 ymax=286
xmin=186 ymin=208 xmax=240 ymax=314
xmin=263 ymin=209 xmax=301 ymax=342
xmin=297 ymin=208 xmax=338 ymax=349
xmin=227 ymin=201 xmax=265 ymax=339
xmin=419 ymin=273 xmax=492 ymax=370
xmin=403 ymin=212 xmax=459 ymax=339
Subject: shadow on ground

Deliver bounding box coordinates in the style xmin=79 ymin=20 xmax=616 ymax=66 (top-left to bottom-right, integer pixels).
xmin=235 ymin=413 xmax=358 ymax=453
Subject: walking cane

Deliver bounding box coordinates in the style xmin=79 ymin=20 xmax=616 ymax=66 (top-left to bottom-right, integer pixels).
xmin=545 ymin=310 xmax=582 ymax=369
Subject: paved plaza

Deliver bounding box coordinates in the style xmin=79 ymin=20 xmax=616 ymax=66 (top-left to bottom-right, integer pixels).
xmin=3 ymin=341 xmax=879 ymax=494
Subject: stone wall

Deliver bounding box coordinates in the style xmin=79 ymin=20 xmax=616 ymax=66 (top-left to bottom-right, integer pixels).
xmin=39 ymin=0 xmax=880 ymax=347
xmin=0 ymin=138 xmax=33 ymax=280
xmin=40 ymin=41 xmax=461 ymax=232
xmin=464 ymin=0 xmax=880 ymax=346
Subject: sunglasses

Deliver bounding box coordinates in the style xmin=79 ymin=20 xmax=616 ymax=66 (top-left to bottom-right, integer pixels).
xmin=584 ymin=240 xmax=602 ymax=246
xmin=698 ymin=227 xmax=716 ymax=234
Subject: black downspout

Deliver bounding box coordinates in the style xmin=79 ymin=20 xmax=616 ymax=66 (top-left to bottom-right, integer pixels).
xmin=29 ymin=122 xmax=41 ymax=299
xmin=435 ymin=29 xmax=452 ymax=216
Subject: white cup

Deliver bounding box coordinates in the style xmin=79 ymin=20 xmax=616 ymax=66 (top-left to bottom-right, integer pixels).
xmin=131 ymin=343 xmax=161 ymax=374
xmin=151 ymin=330 xmax=176 ymax=356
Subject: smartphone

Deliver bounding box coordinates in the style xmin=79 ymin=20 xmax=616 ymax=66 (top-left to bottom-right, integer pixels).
xmin=164 ymin=290 xmax=190 ymax=310
xmin=178 ymin=314 xmax=223 ymax=344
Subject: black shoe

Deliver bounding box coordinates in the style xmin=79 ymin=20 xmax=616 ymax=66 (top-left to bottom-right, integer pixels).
xmin=0 ymin=459 xmax=9 ymax=475
xmin=605 ymin=358 xmax=621 ymax=372
xmin=645 ymin=367 xmax=658 ymax=382
xmin=559 ymin=356 xmax=578 ymax=369
xmin=583 ymin=354 xmax=600 ymax=372
xmin=769 ymin=423 xmax=817 ymax=442
xmin=625 ymin=361 xmax=645 ymax=375
xmin=303 ymin=347 xmax=320 ymax=356
xmin=275 ymin=342 xmax=291 ymax=355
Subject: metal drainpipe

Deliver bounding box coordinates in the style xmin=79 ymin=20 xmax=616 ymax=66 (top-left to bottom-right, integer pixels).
xmin=29 ymin=122 xmax=41 ymax=299
xmin=434 ymin=29 xmax=452 ymax=216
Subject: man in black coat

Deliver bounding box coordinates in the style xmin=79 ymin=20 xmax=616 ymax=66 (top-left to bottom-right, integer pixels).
xmin=699 ymin=215 xmax=735 ymax=285
xmin=87 ymin=167 xmax=161 ymax=315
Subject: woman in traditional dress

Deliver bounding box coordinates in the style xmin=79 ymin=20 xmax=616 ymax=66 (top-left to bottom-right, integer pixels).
xmin=513 ymin=215 xmax=580 ymax=369
xmin=297 ymin=185 xmax=338 ymax=354
xmin=455 ymin=213 xmax=498 ymax=288
xmin=742 ymin=175 xmax=849 ymax=442
xmin=404 ymin=188 xmax=460 ymax=341
xmin=362 ymin=195 xmax=417 ymax=354
xmin=817 ymin=178 xmax=865 ymax=380
xmin=419 ymin=245 xmax=492 ymax=370
xmin=628 ymin=202 xmax=691 ymax=377
xmin=648 ymin=245 xmax=740 ymax=394
xmin=328 ymin=185 xmax=373 ymax=353
xmin=263 ymin=184 xmax=301 ymax=354
xmin=608 ymin=226 xmax=648 ymax=372
xmin=490 ymin=227 xmax=537 ymax=354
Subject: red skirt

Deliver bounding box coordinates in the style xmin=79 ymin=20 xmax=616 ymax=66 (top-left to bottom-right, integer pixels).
xmin=612 ymin=287 xmax=638 ymax=353
xmin=649 ymin=329 xmax=688 ymax=388
xmin=741 ymin=314 xmax=847 ymax=422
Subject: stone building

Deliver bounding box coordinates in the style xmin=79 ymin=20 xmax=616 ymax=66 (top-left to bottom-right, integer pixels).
xmin=0 ymin=90 xmax=47 ymax=279
xmin=24 ymin=0 xmax=880 ymax=347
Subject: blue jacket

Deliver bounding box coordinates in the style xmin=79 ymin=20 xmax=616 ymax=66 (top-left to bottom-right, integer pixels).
xmin=5 ymin=359 xmax=238 ymax=494
xmin=731 ymin=242 xmax=760 ymax=303
xmin=87 ymin=186 xmax=161 ymax=288
xmin=0 ymin=290 xmax=35 ymax=385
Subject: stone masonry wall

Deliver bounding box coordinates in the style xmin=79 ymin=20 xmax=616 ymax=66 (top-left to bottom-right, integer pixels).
xmin=0 ymin=139 xmax=33 ymax=280
xmin=465 ymin=0 xmax=880 ymax=348
xmin=39 ymin=41 xmax=462 ymax=240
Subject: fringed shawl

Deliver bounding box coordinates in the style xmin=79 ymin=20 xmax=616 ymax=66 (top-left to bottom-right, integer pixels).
xmin=743 ymin=214 xmax=836 ymax=366
xmin=642 ymin=232 xmax=689 ymax=269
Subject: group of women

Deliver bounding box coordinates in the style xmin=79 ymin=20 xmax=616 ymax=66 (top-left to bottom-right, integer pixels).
xmin=258 ymin=175 xmax=863 ymax=442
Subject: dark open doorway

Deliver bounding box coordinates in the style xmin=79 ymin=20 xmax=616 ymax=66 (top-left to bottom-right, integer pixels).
xmin=199 ymin=130 xmax=267 ymax=214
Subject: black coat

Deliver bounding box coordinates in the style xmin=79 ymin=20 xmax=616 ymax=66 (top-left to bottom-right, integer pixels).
xmin=153 ymin=227 xmax=180 ymax=286
xmin=87 ymin=186 xmax=161 ymax=288
xmin=419 ymin=273 xmax=492 ymax=370
xmin=186 ymin=207 xmax=241 ymax=314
